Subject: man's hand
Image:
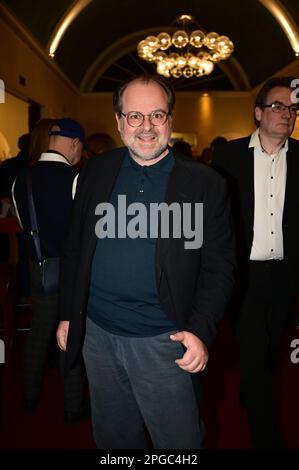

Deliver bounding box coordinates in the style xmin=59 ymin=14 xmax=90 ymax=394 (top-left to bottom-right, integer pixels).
xmin=170 ymin=331 xmax=209 ymax=373
xmin=56 ymin=321 xmax=70 ymax=351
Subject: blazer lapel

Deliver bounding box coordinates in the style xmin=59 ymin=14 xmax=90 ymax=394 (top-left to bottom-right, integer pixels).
xmin=86 ymin=149 xmax=126 ymax=257
xmin=156 ymin=157 xmax=193 ymax=283
xmin=283 ymin=140 xmax=293 ymax=225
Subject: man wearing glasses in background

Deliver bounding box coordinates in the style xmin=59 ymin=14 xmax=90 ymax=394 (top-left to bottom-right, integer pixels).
xmin=56 ymin=74 xmax=235 ymax=449
xmin=212 ymin=77 xmax=299 ymax=449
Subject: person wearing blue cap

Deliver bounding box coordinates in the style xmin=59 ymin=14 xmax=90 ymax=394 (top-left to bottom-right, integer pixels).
xmin=13 ymin=118 xmax=89 ymax=424
xmin=48 ymin=118 xmax=85 ymax=145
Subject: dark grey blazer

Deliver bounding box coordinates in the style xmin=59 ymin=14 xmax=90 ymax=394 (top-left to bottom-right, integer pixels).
xmin=59 ymin=147 xmax=235 ymax=372
xmin=212 ymin=136 xmax=299 ymax=273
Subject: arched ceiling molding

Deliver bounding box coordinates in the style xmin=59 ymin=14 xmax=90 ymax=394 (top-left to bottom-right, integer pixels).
xmin=259 ymin=0 xmax=299 ymax=55
xmin=45 ymin=0 xmax=299 ymax=84
xmin=80 ymin=28 xmax=251 ymax=92
xmin=47 ymin=0 xmax=93 ymax=57
xmin=0 ymin=2 xmax=78 ymax=94
xmin=253 ymin=57 xmax=299 ymax=95
xmin=215 ymin=58 xmax=251 ymax=92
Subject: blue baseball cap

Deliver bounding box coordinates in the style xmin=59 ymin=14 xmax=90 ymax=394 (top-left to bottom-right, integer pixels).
xmin=49 ymin=118 xmax=85 ymax=143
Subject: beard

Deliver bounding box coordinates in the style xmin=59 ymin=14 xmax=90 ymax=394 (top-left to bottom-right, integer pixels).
xmin=120 ymin=129 xmax=170 ymax=162
xmin=128 ymin=143 xmax=169 ymax=161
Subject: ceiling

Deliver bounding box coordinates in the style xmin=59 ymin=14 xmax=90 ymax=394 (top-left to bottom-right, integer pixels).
xmin=2 ymin=0 xmax=299 ymax=92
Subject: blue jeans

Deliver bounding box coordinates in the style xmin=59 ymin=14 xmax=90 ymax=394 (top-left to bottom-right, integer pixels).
xmin=83 ymin=317 xmax=203 ymax=449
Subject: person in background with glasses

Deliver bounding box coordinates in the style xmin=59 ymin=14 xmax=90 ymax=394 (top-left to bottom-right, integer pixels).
xmin=56 ymin=74 xmax=235 ymax=449
xmin=212 ymin=77 xmax=299 ymax=449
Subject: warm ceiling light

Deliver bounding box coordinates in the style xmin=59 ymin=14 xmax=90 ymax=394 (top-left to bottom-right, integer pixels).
xmin=48 ymin=0 xmax=93 ymax=58
xmin=137 ymin=14 xmax=234 ymax=78
xmin=259 ymin=0 xmax=299 ymax=56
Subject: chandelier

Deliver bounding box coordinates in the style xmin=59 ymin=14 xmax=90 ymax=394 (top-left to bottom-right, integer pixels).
xmin=137 ymin=15 xmax=234 ymax=79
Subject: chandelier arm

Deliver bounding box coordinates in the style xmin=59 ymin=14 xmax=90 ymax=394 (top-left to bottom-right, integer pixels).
xmin=129 ymin=52 xmax=149 ymax=73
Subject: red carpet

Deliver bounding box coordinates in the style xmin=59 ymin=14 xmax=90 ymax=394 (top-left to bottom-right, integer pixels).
xmin=1 ymin=310 xmax=299 ymax=449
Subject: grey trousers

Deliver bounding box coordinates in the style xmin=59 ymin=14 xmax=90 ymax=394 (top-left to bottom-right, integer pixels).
xmin=83 ymin=317 xmax=203 ymax=449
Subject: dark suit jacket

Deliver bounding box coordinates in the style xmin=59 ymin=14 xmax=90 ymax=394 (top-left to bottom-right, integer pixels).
xmin=212 ymin=136 xmax=299 ymax=277
xmin=59 ymin=147 xmax=235 ymax=372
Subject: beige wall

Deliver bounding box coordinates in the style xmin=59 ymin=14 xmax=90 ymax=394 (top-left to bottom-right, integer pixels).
xmin=0 ymin=6 xmax=81 ymax=160
xmin=78 ymin=91 xmax=255 ymax=154
xmin=174 ymin=92 xmax=255 ymax=155
xmin=77 ymin=93 xmax=120 ymax=144
xmin=0 ymin=91 xmax=29 ymax=158
xmin=0 ymin=8 xmax=79 ymax=119
xmin=292 ymin=118 xmax=299 ymax=140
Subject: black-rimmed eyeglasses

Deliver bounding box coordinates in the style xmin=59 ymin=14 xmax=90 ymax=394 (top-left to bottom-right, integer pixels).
xmin=119 ymin=110 xmax=170 ymax=127
xmin=261 ymin=102 xmax=298 ymax=116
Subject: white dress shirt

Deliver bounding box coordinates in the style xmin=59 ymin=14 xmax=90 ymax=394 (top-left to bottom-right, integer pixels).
xmin=249 ymin=129 xmax=287 ymax=261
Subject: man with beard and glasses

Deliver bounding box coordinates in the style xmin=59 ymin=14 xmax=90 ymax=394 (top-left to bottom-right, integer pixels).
xmin=56 ymin=74 xmax=235 ymax=449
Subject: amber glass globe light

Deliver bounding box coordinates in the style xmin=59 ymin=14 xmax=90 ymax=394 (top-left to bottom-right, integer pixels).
xmin=137 ymin=14 xmax=234 ymax=78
